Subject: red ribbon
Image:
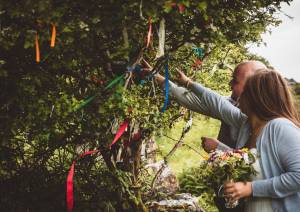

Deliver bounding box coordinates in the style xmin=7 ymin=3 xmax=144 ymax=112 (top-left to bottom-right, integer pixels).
xmin=192 ymin=58 xmax=202 ymax=69
xmin=66 ymin=150 xmax=99 ymax=212
xmin=170 ymin=3 xmax=185 ymax=12
xmin=170 ymin=2 xmax=177 ymax=7
xmin=178 ymin=4 xmax=185 ymax=13
xmin=66 ymin=120 xmax=129 ymax=211
xmin=110 ymin=119 xmax=129 ymax=147
xmin=146 ymin=17 xmax=152 ymax=48
xmin=91 ymin=76 xmax=105 ymax=85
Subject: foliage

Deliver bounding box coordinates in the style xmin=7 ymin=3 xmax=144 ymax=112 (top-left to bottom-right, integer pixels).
xmin=0 ymin=0 xmax=292 ymax=211
xmin=178 ymin=166 xmax=217 ymax=211
xmin=179 ymin=149 xmax=256 ymax=192
xmin=179 ymin=148 xmax=256 ymax=211
xmin=198 ymin=192 xmax=218 ymax=212
xmin=292 ymin=82 xmax=300 ymax=96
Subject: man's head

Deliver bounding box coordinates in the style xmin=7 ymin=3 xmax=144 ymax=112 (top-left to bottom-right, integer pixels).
xmin=239 ymin=69 xmax=300 ymax=127
xmin=230 ymin=60 xmax=266 ymax=101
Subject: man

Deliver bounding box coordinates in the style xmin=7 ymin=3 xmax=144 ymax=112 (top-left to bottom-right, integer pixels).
xmin=201 ymin=61 xmax=266 ymax=152
xmin=145 ymin=60 xmax=266 ymax=151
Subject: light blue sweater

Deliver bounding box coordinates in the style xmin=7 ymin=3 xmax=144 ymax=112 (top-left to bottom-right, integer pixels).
xmin=169 ymin=81 xmax=300 ymax=212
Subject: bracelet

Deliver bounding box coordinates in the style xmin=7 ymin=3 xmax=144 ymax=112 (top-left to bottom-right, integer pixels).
xmin=185 ymin=79 xmax=191 ymax=88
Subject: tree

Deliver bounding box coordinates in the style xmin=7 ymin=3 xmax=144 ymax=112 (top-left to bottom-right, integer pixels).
xmin=0 ymin=0 xmax=292 ymax=211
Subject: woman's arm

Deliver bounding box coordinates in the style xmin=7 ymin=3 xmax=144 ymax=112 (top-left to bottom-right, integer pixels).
xmin=168 ymin=81 xmax=226 ymax=117
xmin=144 ymin=63 xmax=246 ymax=128
xmin=158 ymin=70 xmax=247 ymax=129
xmin=252 ymin=120 xmax=300 ymax=198
xmin=225 ymin=119 xmax=300 ymax=199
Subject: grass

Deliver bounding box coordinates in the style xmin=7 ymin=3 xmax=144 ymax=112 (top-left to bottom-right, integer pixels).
xmin=155 ymin=114 xmax=221 ymax=175
xmin=155 ymin=115 xmax=221 ymax=212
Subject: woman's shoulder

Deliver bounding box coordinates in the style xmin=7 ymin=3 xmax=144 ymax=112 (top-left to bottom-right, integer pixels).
xmin=267 ymin=117 xmax=298 ymax=128
xmin=265 ymin=117 xmax=300 ymax=139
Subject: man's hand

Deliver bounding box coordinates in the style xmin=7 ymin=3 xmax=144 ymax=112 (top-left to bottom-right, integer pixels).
xmin=174 ymin=69 xmax=192 ymax=87
xmin=224 ymin=181 xmax=252 ymax=201
xmin=201 ymin=137 xmax=219 ymax=152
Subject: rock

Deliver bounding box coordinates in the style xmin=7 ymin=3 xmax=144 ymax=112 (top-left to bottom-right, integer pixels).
xmin=146 ymin=160 xmax=179 ymax=194
xmin=145 ymin=136 xmax=158 ymax=164
xmin=146 ymin=193 xmax=204 ymax=212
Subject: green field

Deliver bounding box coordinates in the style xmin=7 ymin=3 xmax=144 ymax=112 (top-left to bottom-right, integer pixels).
xmin=155 ymin=115 xmax=221 ymax=175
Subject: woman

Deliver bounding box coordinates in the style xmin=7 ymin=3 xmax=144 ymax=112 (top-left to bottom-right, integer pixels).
xmin=170 ymin=68 xmax=300 ymax=211
xmin=144 ymin=62 xmax=300 ymax=211
xmin=221 ymin=69 xmax=300 ymax=212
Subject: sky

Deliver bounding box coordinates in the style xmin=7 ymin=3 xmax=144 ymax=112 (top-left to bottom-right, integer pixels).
xmin=248 ymin=0 xmax=300 ymax=82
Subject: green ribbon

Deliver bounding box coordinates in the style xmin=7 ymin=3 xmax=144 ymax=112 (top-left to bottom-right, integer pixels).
xmin=74 ymin=73 xmax=125 ymax=111
xmin=104 ymin=74 xmax=125 ymax=90
xmin=74 ymin=95 xmax=97 ymax=111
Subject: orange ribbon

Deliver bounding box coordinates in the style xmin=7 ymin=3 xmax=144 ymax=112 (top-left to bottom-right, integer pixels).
xmin=50 ymin=24 xmax=56 ymax=47
xmin=35 ymin=33 xmax=40 ymax=63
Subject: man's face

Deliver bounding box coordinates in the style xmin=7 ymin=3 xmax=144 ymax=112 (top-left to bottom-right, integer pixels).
xmin=229 ymin=66 xmax=248 ymax=101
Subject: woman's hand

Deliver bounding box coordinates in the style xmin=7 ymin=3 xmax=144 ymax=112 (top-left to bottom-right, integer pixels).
xmin=141 ymin=59 xmax=153 ymax=73
xmin=174 ymin=69 xmax=192 ymax=87
xmin=141 ymin=59 xmax=165 ymax=85
xmin=224 ymin=181 xmax=253 ymax=201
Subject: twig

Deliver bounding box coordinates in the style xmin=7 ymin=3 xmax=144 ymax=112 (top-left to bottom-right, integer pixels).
xmin=182 ymin=143 xmax=202 ymax=156
xmin=151 ymin=111 xmax=193 ymax=188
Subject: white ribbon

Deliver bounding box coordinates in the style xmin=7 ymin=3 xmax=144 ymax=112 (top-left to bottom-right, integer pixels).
xmin=155 ymin=18 xmax=165 ymax=59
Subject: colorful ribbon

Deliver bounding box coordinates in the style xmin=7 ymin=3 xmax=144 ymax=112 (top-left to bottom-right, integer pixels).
xmin=178 ymin=4 xmax=185 ymax=13
xmin=192 ymin=58 xmax=202 ymax=69
xmin=162 ymin=62 xmax=169 ymax=112
xmin=146 ymin=17 xmax=152 ymax=48
xmin=50 ymin=24 xmax=56 ymax=48
xmin=66 ymin=118 xmax=129 ymax=211
xmin=104 ymin=73 xmax=125 ymax=90
xmin=155 ymin=18 xmax=166 ymax=59
xmin=35 ymin=33 xmax=40 ymax=63
xmin=193 ymin=47 xmax=204 ymax=59
xmin=74 ymin=95 xmax=96 ymax=111
xmin=74 ymin=73 xmax=125 ymax=111
xmin=110 ymin=119 xmax=129 ymax=147
xmin=66 ymin=150 xmax=99 ymax=212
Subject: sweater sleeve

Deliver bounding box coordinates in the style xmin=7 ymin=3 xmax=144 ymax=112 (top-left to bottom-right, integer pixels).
xmin=252 ymin=120 xmax=300 ymax=198
xmin=169 ymin=81 xmax=236 ymax=151
xmin=188 ymin=81 xmax=247 ymax=130
xmin=168 ymin=81 xmax=215 ymax=116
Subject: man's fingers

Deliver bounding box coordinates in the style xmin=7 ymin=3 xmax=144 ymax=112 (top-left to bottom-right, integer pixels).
xmin=224 ymin=182 xmax=235 ymax=188
xmin=224 ymin=187 xmax=235 ymax=194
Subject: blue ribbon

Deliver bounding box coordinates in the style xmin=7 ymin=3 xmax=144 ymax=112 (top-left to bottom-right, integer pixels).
xmin=193 ymin=47 xmax=204 ymax=59
xmin=162 ymin=62 xmax=169 ymax=112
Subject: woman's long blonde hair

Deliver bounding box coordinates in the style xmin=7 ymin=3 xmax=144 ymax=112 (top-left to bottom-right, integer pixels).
xmin=239 ymin=69 xmax=300 ymax=127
